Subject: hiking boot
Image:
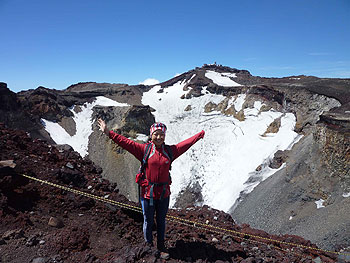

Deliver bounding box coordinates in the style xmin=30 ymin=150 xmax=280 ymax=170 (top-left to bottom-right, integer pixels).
xmin=157 ymin=241 xmax=170 ymax=259
xmin=160 ymin=251 xmax=170 ymax=260
xmin=144 ymin=241 xmax=153 ymax=251
xmin=157 ymin=241 xmax=167 ymax=252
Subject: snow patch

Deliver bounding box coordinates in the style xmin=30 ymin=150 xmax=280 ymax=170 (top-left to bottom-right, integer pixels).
xmin=201 ymin=86 xmax=209 ymax=95
xmin=226 ymin=94 xmax=246 ymax=112
xmin=243 ymin=163 xmax=286 ymax=196
xmin=42 ymin=96 xmax=128 ymax=157
xmin=315 ymin=199 xmax=325 ymax=209
xmin=136 ymin=133 xmax=149 ymax=142
xmin=205 ymin=70 xmax=241 ymax=87
xmin=188 ymin=74 xmax=196 ymax=82
xmin=342 ymin=192 xmax=350 ymax=198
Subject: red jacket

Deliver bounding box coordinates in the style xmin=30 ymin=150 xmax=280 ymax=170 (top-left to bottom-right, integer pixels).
xmin=109 ymin=130 xmax=204 ymax=200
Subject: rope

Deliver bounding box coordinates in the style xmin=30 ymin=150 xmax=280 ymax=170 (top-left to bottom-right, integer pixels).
xmin=166 ymin=217 xmax=307 ymax=259
xmin=20 ymin=173 xmax=349 ymax=258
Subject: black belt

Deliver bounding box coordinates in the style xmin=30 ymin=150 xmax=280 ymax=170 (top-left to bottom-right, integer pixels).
xmin=148 ymin=182 xmax=168 ymax=206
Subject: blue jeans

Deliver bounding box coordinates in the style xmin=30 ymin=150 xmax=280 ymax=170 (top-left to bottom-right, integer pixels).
xmin=141 ymin=197 xmax=169 ymax=244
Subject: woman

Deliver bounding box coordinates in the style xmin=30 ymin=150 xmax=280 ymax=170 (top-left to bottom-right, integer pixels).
xmin=97 ymin=118 xmax=204 ymax=253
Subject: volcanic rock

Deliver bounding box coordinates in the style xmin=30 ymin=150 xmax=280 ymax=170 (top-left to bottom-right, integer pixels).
xmin=0 ymin=82 xmax=19 ymax=111
xmin=48 ymin=217 xmax=64 ymax=228
xmin=2 ymin=229 xmax=24 ymax=240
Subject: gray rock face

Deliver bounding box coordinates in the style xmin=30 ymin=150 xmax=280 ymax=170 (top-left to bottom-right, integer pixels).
xmin=232 ymin=122 xmax=350 ymax=250
xmin=89 ymin=105 xmax=155 ymax=202
xmin=174 ymin=182 xmax=203 ymax=208
xmin=283 ymin=90 xmax=341 ymax=133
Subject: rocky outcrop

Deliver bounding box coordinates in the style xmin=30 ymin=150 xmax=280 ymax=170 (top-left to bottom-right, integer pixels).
xmin=315 ymin=121 xmax=350 ymax=179
xmin=0 ymin=83 xmax=48 ymax=141
xmin=66 ymin=82 xmax=144 ymax=105
xmin=17 ymin=86 xmax=74 ymax=122
xmin=88 ymin=105 xmax=155 ymax=202
xmin=282 ymin=88 xmax=341 ymax=133
xmin=121 ymin=105 xmax=156 ymax=136
xmin=66 ymin=82 xmax=128 ymax=92
xmin=201 ymin=63 xmax=251 ymax=75
xmin=0 ymin=82 xmax=19 ymax=111
xmin=320 ymin=111 xmax=350 ymax=131
xmin=238 ymin=74 xmax=350 ymax=105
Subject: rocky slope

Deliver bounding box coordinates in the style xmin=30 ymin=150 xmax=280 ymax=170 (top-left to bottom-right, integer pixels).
xmin=0 ymin=123 xmax=339 ymax=262
xmin=232 ymin=113 xmax=350 ymax=251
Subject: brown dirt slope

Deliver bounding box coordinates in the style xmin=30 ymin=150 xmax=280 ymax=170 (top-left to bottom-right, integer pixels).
xmin=0 ymin=125 xmax=339 ymax=262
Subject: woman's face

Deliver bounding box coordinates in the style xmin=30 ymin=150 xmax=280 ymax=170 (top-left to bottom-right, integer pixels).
xmin=151 ymin=129 xmax=165 ymax=147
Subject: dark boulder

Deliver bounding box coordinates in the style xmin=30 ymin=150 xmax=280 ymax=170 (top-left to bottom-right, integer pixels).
xmin=0 ymin=82 xmax=19 ymax=111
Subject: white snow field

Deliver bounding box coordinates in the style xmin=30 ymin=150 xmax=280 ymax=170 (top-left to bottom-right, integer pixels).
xmin=42 ymin=96 xmax=128 ymax=157
xmin=142 ymin=75 xmax=301 ymax=212
xmin=205 ymin=70 xmax=241 ymax=87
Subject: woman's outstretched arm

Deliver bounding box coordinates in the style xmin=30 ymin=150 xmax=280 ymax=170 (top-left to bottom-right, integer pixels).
xmin=171 ymin=130 xmax=205 ymax=160
xmin=97 ymin=118 xmax=145 ymax=161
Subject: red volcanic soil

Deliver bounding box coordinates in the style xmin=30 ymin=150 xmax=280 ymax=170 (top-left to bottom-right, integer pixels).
xmin=0 ymin=123 xmax=337 ymax=262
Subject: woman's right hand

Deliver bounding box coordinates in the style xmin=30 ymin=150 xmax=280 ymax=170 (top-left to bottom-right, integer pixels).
xmin=97 ymin=118 xmax=109 ymax=136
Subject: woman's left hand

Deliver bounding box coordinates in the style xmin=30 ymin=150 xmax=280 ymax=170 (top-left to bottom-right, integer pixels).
xmin=97 ymin=118 xmax=109 ymax=136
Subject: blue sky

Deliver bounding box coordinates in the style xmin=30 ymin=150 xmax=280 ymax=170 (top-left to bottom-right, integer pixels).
xmin=1 ymin=0 xmax=349 ymax=92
